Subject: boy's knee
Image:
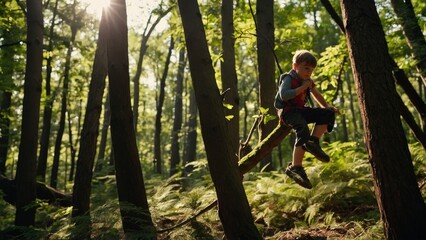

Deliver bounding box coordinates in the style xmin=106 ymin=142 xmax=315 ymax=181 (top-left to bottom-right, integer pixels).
xmin=326 ymin=109 xmax=336 ymax=132
xmin=295 ymin=125 xmax=310 ymax=146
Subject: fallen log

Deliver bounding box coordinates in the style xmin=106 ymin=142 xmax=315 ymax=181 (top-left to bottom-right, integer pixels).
xmin=239 ymin=124 xmax=291 ymax=174
xmin=0 ymin=174 xmax=72 ymax=207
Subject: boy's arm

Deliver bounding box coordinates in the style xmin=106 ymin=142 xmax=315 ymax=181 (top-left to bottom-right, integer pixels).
xmin=279 ymin=76 xmax=311 ymax=101
xmin=311 ymin=86 xmax=341 ymax=114
xmin=310 ymin=87 xmax=329 ymax=107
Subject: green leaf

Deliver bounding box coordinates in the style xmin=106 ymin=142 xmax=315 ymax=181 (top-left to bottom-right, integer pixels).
xmin=223 ymin=103 xmax=234 ymax=109
xmin=225 ymin=115 xmax=234 ymax=121
xmin=263 ymin=115 xmax=277 ymax=125
xmin=259 ymin=107 xmax=269 ymax=114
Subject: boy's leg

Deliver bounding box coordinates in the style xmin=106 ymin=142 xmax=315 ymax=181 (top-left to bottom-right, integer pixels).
xmin=285 ymin=146 xmax=312 ymax=189
xmin=311 ymin=124 xmax=328 ymax=138
xmin=292 ymin=145 xmax=305 ymax=166
xmin=282 ymin=109 xmax=313 ymax=189
xmin=302 ymin=108 xmax=335 ymax=162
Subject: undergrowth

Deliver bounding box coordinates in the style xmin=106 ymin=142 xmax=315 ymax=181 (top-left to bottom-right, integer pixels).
xmin=0 ymin=141 xmax=424 ymax=239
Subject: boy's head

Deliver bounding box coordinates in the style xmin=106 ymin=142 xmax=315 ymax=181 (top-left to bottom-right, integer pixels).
xmin=292 ymin=50 xmax=317 ymax=80
xmin=292 ymin=50 xmax=317 ymax=67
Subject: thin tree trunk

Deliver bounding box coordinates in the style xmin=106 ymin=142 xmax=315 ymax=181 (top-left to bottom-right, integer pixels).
xmin=132 ymin=7 xmax=173 ymax=132
xmin=390 ymin=0 xmax=426 ymax=86
xmin=14 ymin=0 xmax=43 ymax=226
xmin=221 ymin=0 xmax=239 ymax=156
xmin=340 ymin=1 xmax=426 ymax=238
xmin=67 ymin=109 xmax=76 ymax=182
xmin=392 ymin=66 xmax=426 ymax=132
xmin=105 ymin=1 xmax=155 ymax=235
xmin=178 ymin=0 xmax=262 ymax=238
xmin=170 ymin=45 xmax=185 ymax=176
xmin=37 ymin=0 xmax=59 ymax=182
xmin=183 ymin=87 xmax=197 ymax=176
xmin=0 ymin=28 xmax=15 ymax=175
xmin=0 ymin=91 xmax=11 ymax=175
xmin=95 ymin=91 xmax=111 ymax=172
xmin=51 ymin=0 xmax=79 ymax=188
xmin=154 ymin=37 xmax=174 ymax=174
xmin=256 ymin=0 xmax=276 ymax=171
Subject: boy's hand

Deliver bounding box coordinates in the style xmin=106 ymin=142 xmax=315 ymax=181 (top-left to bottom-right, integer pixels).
xmin=328 ymin=106 xmax=341 ymax=115
xmin=301 ymin=79 xmax=313 ymax=89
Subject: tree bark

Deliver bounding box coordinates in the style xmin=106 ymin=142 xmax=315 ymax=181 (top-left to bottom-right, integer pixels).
xmin=239 ymin=124 xmax=291 ymax=174
xmin=95 ymin=91 xmax=111 ymax=172
xmin=14 ymin=0 xmax=43 ymax=226
xmin=0 ymin=91 xmax=11 ymax=175
xmin=154 ymin=37 xmax=174 ymax=174
xmin=392 ymin=66 xmax=426 ymax=132
xmin=177 ymin=0 xmax=262 ymax=238
xmin=221 ymin=0 xmax=240 ymax=156
xmin=170 ymin=45 xmax=185 ymax=176
xmin=0 ymin=27 xmax=16 ymax=175
xmin=51 ymin=0 xmax=79 ymax=188
xmin=340 ymin=1 xmax=426 ymax=239
xmin=390 ymin=0 xmax=426 ymax=87
xmin=256 ymin=0 xmax=276 ymax=171
xmin=105 ymin=1 xmax=155 ymax=236
xmin=132 ymin=7 xmax=172 ymax=133
xmin=37 ymin=0 xmax=59 ymax=183
xmin=183 ymin=87 xmax=197 ymax=176
xmin=71 ymin=9 xmax=108 ymax=237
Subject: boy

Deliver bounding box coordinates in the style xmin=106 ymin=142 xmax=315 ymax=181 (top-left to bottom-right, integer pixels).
xmin=274 ymin=50 xmax=339 ymax=189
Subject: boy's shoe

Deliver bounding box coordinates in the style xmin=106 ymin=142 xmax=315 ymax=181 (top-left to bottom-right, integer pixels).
xmin=285 ymin=164 xmax=312 ymax=189
xmin=302 ymin=136 xmax=330 ymax=162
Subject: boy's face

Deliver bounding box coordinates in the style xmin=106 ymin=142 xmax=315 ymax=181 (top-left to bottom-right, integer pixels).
xmin=293 ymin=62 xmax=315 ymax=80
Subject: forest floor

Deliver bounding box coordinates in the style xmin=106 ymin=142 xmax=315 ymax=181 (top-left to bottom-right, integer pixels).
xmin=266 ymin=226 xmax=351 ymax=240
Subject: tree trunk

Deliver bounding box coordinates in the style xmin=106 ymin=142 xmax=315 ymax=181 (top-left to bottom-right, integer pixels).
xmin=338 ymin=72 xmax=349 ymax=142
xmin=390 ymin=0 xmax=426 ymax=87
xmin=256 ymin=0 xmax=276 ymax=171
xmin=0 ymin=28 xmax=16 ymax=175
xmin=71 ymin=9 xmax=108 ymax=238
xmin=105 ymin=1 xmax=155 ymax=236
xmin=345 ymin=70 xmax=360 ymax=139
xmin=392 ymin=66 xmax=426 ymax=133
xmin=183 ymin=87 xmax=197 ymax=176
xmin=36 ymin=0 xmax=59 ymax=183
xmin=340 ymin=1 xmax=426 ymax=239
xmin=170 ymin=46 xmax=185 ymax=176
xmin=154 ymin=37 xmax=174 ymax=174
xmin=95 ymin=91 xmax=111 ymax=172
xmin=14 ymin=0 xmax=43 ymax=226
xmin=67 ymin=109 xmax=77 ymax=182
xmin=221 ymin=0 xmax=239 ymax=156
xmin=0 ymin=90 xmax=11 ymax=175
xmin=132 ymin=7 xmax=172 ymax=133
xmin=51 ymin=1 xmax=79 ymax=188
xmin=322 ymin=0 xmax=426 ymax=145
xmin=178 ymin=0 xmax=262 ymax=238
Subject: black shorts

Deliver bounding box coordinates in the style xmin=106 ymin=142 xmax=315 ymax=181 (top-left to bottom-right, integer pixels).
xmin=281 ymin=107 xmax=335 ymax=146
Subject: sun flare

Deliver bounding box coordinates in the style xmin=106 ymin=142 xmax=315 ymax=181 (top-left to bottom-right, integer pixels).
xmin=82 ymin=0 xmax=111 ymax=18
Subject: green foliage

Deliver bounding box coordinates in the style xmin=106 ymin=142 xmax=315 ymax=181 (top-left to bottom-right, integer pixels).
xmin=2 ymin=140 xmax=426 ymax=239
xmin=245 ymin=141 xmax=381 ymax=238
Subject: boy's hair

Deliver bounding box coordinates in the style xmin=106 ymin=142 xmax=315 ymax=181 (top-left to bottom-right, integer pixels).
xmin=292 ymin=50 xmax=317 ymax=67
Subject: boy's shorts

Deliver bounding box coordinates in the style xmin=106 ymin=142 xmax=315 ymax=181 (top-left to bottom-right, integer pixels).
xmin=280 ymin=107 xmax=335 ymax=147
